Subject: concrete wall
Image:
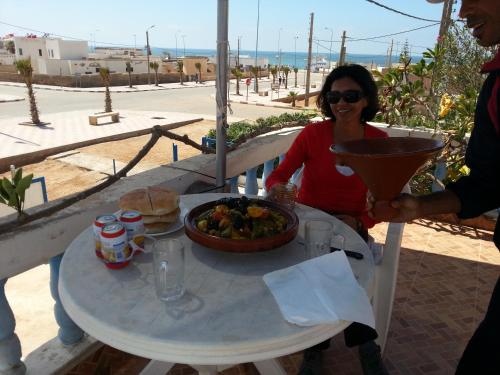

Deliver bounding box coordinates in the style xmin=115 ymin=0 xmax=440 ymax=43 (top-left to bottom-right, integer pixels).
xmin=0 ymin=54 xmax=15 ymax=66
xmin=0 ymin=71 xmax=181 ymax=87
xmin=0 ymin=126 xmax=302 ymax=280
xmin=51 ymin=39 xmax=88 ymax=60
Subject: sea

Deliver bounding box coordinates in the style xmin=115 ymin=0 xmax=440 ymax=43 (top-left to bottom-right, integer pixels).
xmin=151 ymin=47 xmax=422 ymax=69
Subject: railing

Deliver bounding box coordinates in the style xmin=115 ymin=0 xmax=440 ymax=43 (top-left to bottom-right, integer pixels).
xmin=0 ymin=123 xmax=446 ymax=374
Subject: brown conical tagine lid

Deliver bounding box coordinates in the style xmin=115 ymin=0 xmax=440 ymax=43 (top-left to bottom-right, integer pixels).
xmin=331 ymin=137 xmax=444 ymax=201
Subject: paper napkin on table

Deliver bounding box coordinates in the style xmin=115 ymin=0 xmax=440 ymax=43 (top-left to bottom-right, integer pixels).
xmin=263 ymin=252 xmax=375 ymax=328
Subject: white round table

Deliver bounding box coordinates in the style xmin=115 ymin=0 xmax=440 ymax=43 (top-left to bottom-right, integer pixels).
xmin=59 ymin=193 xmax=374 ymax=374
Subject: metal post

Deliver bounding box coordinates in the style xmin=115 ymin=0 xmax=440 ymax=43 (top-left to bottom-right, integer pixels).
xmin=325 ymin=27 xmax=333 ymax=69
xmin=254 ymin=0 xmax=260 ymax=93
xmin=294 ymin=35 xmax=298 ymax=68
xmin=216 ymin=0 xmax=229 ymax=190
xmin=254 ymin=0 xmax=260 ymax=68
xmin=305 ymin=13 xmax=314 ymax=107
xmin=175 ymin=32 xmax=178 ymax=59
xmin=146 ymin=31 xmax=151 ymax=85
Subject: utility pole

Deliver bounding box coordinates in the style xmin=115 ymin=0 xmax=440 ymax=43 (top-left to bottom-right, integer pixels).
xmin=438 ymin=0 xmax=453 ymax=40
xmin=325 ymin=27 xmax=333 ymax=70
xmin=338 ymin=30 xmax=347 ymax=66
xmin=254 ymin=0 xmax=260 ymax=93
xmin=294 ymin=35 xmax=299 ymax=68
xmin=387 ymin=39 xmax=394 ymax=68
xmin=305 ymin=12 xmax=314 ymax=107
xmin=215 ymin=0 xmax=229 ymax=190
xmin=237 ymin=36 xmax=241 ymax=68
xmin=146 ymin=25 xmax=155 ymax=85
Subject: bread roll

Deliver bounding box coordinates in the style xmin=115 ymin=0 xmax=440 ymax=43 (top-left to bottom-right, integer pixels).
xmin=119 ymin=186 xmax=179 ymax=215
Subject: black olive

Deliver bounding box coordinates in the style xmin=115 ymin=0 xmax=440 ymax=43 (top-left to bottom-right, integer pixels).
xmin=207 ymin=217 xmax=219 ymax=230
xmin=227 ymin=198 xmax=238 ymax=209
xmin=216 ymin=198 xmax=229 ymax=206
xmin=233 ymin=215 xmax=244 ymax=229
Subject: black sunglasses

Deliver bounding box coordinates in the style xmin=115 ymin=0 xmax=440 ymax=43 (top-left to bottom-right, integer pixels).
xmin=326 ymin=90 xmax=364 ymax=104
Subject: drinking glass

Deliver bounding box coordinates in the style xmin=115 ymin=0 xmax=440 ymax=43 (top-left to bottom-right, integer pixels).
xmin=269 ymin=183 xmax=297 ymax=210
xmin=305 ymin=220 xmax=333 ymax=258
xmin=153 ymin=238 xmax=185 ymax=302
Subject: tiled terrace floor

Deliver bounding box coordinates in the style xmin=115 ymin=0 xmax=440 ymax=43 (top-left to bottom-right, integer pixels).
xmin=67 ymin=219 xmax=499 ymax=375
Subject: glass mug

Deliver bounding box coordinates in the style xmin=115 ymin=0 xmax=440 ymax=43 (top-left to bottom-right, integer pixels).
xmin=268 ymin=182 xmax=298 ymax=210
xmin=153 ymin=238 xmax=185 ymax=302
xmin=305 ymin=220 xmax=333 ymax=258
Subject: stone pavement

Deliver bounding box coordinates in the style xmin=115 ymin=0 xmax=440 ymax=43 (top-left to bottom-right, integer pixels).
xmin=0 ymin=93 xmax=24 ymax=103
xmin=0 ymin=80 xmax=215 ymax=93
xmin=64 ymin=219 xmax=499 ymax=375
xmin=0 ymin=110 xmax=204 ymax=162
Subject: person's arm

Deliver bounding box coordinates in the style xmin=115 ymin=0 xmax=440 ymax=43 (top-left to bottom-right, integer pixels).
xmin=371 ymin=190 xmax=462 ymax=223
xmin=265 ymin=127 xmax=309 ymax=191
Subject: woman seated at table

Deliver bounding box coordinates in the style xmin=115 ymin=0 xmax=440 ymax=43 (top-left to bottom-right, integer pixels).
xmin=265 ymin=64 xmax=388 ymax=375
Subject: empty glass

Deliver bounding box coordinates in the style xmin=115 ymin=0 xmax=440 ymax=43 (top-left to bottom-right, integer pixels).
xmin=269 ymin=183 xmax=297 ymax=210
xmin=305 ymin=220 xmax=333 ymax=258
xmin=153 ymin=238 xmax=185 ymax=302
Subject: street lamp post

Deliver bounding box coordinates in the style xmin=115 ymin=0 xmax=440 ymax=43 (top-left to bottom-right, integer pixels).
xmin=277 ymin=27 xmax=283 ymax=76
xmin=175 ymin=30 xmax=181 ymax=59
xmin=146 ymin=25 xmax=155 ymax=85
xmin=325 ymin=26 xmax=333 ymax=70
xmin=254 ymin=0 xmax=260 ymax=93
xmin=182 ymin=35 xmax=186 ymax=57
xmin=294 ymin=35 xmax=299 ymax=68
xmin=237 ymin=36 xmax=242 ymax=67
xmin=133 ymin=34 xmax=137 ymax=53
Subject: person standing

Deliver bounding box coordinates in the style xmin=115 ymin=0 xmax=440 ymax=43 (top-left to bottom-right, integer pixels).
xmin=369 ymin=1 xmax=500 ymax=374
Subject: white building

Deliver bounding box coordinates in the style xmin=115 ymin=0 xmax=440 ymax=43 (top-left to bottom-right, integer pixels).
xmin=13 ymin=36 xmax=88 ymax=62
xmin=209 ymin=54 xmax=268 ymax=70
xmin=1 ymin=35 xmax=162 ymax=76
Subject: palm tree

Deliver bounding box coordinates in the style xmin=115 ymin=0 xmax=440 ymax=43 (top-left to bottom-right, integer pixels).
xmin=270 ymin=66 xmax=278 ymax=84
xmin=149 ymin=62 xmax=159 ymax=86
xmin=194 ymin=62 xmax=202 ymax=83
xmin=176 ymin=61 xmax=184 ymax=85
xmin=231 ymin=67 xmax=243 ymax=95
xmin=125 ymin=61 xmax=133 ymax=88
xmin=293 ymin=67 xmax=299 ymax=87
xmin=15 ymin=59 xmax=40 ymax=124
xmin=288 ymin=91 xmax=298 ymax=107
xmin=5 ymin=40 xmax=15 ymax=54
xmin=99 ymin=67 xmax=112 ymax=112
xmin=283 ymin=66 xmax=290 ymax=89
xmin=250 ymin=66 xmax=259 ymax=92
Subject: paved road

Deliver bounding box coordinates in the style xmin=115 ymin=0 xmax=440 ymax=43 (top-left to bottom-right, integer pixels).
xmin=0 ymin=71 xmax=325 ymax=121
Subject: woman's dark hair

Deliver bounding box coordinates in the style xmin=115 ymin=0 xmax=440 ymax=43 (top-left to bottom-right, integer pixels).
xmin=316 ymin=64 xmax=379 ymax=122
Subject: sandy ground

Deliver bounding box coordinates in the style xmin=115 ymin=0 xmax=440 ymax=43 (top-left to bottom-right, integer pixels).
xmin=3 ymin=119 xmax=218 ymax=359
xmin=1 ymin=119 xmax=217 ymax=200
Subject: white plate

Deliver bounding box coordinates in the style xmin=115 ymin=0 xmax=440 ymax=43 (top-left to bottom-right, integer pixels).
xmin=146 ymin=216 xmax=184 ymax=236
xmin=114 ymin=201 xmax=188 ymax=237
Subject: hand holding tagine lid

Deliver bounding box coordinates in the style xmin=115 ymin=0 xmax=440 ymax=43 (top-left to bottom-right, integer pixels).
xmin=329 ymin=137 xmax=444 ymax=221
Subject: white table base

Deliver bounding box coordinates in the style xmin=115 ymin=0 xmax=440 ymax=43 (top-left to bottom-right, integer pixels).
xmin=139 ymin=359 xmax=286 ymax=375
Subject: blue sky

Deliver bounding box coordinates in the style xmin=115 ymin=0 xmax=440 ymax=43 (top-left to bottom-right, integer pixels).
xmin=1 ymin=0 xmax=455 ymax=56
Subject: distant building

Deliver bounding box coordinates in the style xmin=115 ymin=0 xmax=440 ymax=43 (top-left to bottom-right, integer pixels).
xmin=0 ymin=35 xmax=162 ymax=76
xmin=210 ymin=54 xmax=268 ymax=70
xmin=92 ymin=47 xmax=144 ymax=58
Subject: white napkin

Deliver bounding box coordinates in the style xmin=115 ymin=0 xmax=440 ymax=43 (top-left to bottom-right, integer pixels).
xmin=263 ymin=252 xmax=375 ymax=328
